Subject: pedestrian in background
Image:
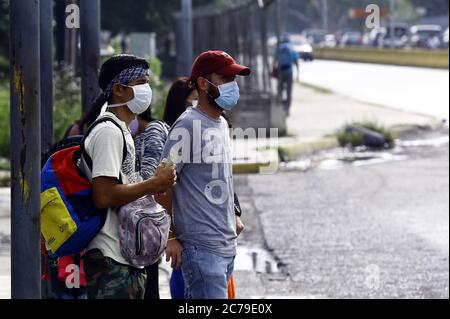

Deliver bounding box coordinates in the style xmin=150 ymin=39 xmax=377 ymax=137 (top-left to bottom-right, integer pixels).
xmin=273 ymin=33 xmax=299 ymax=116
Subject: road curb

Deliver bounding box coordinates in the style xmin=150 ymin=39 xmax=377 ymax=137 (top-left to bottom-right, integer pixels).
xmin=314 ymin=47 xmax=450 ymax=69
xmin=232 ymin=137 xmax=340 ymax=174
xmin=278 ymin=137 xmax=339 ymax=161
xmin=232 ymin=122 xmax=448 ymax=174
xmin=390 ymin=122 xmax=447 ymax=139
xmin=233 ymin=162 xmax=267 ymax=175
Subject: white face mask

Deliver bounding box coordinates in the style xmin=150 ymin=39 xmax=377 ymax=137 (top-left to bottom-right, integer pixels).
xmin=108 ymin=83 xmax=153 ymax=115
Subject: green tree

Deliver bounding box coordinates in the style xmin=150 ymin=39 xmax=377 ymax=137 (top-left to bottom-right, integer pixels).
xmin=394 ymin=0 xmax=419 ymax=23
xmin=410 ymin=0 xmax=449 ymax=16
xmin=0 ymin=0 xmax=9 ymax=77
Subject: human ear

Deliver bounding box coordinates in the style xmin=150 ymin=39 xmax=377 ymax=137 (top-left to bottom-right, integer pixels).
xmin=111 ymin=83 xmax=125 ymax=99
xmin=197 ymin=77 xmax=209 ymax=92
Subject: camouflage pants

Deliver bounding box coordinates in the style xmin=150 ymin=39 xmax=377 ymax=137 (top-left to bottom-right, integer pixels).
xmin=83 ymin=249 xmax=147 ymax=299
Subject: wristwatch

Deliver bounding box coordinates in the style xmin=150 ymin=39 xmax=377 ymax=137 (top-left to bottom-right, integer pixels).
xmin=234 ymin=193 xmax=242 ymax=217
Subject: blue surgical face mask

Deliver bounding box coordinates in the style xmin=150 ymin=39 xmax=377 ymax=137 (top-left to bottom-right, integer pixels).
xmin=205 ymin=79 xmax=240 ymax=111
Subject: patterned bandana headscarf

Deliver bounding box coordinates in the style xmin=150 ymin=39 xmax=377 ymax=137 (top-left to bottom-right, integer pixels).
xmin=104 ymin=66 xmax=149 ymax=98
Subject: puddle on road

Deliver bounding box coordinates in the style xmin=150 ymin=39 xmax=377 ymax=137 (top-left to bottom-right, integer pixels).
xmin=234 ymin=246 xmax=279 ymax=274
xmin=283 ymin=149 xmax=408 ymax=171
xmin=280 ymin=159 xmax=313 ymax=172
xmin=397 ymin=135 xmax=449 ymax=148
xmin=318 ymin=151 xmax=408 ymax=170
xmin=281 ymin=135 xmax=449 ymax=172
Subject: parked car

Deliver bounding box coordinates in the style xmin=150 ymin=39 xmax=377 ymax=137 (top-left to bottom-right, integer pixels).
xmin=335 ymin=28 xmax=354 ymax=44
xmin=409 ymin=25 xmax=443 ymax=49
xmin=339 ymin=31 xmax=363 ymax=47
xmin=365 ymin=24 xmax=409 ymax=48
xmin=290 ymin=34 xmax=314 ymax=61
xmin=362 ymin=31 xmax=372 ymax=47
xmin=381 ymin=24 xmax=409 ymax=48
xmin=302 ymin=29 xmax=327 ymax=46
xmin=323 ymin=34 xmax=337 ymax=48
xmin=267 ymin=35 xmax=278 ymax=53
xmin=367 ymin=28 xmax=385 ymax=47
xmin=443 ymin=28 xmax=449 ymax=48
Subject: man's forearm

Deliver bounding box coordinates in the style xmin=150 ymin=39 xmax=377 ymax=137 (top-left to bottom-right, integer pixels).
xmin=155 ymin=190 xmax=176 ymax=237
xmin=155 ymin=189 xmax=173 ymax=215
xmin=93 ymin=177 xmax=164 ymax=209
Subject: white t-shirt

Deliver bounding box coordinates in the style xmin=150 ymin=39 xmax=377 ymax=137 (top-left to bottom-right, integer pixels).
xmin=82 ymin=112 xmax=142 ymax=266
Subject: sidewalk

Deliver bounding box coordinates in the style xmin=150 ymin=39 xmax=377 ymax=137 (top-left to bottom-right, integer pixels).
xmin=232 ymin=81 xmax=439 ymax=174
xmin=289 ymin=81 xmax=438 ymax=139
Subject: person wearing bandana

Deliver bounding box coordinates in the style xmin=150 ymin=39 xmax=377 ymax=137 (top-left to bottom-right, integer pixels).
xmin=81 ymin=55 xmax=177 ymax=299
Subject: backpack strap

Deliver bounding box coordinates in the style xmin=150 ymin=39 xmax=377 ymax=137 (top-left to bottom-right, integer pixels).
xmin=80 ymin=117 xmax=128 ymax=178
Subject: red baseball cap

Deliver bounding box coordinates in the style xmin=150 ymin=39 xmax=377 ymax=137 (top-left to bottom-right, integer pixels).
xmin=191 ymin=51 xmax=251 ymax=81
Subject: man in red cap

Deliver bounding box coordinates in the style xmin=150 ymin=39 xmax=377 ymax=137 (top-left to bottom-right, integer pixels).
xmin=190 ymin=50 xmax=251 ymax=115
xmin=162 ymin=51 xmax=250 ymax=299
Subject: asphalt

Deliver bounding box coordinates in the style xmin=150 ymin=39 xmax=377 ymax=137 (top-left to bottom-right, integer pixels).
xmin=233 ymin=137 xmax=449 ymax=299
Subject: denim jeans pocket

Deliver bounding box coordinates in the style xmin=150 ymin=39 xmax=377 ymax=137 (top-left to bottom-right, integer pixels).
xmin=181 ymin=246 xmax=195 ymax=285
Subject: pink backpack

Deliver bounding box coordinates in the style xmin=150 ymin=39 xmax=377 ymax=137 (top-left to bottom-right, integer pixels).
xmin=118 ymin=196 xmax=171 ymax=267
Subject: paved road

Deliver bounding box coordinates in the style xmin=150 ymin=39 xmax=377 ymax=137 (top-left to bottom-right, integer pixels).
xmin=235 ymin=141 xmax=449 ymax=298
xmin=299 ymin=60 xmax=450 ymax=121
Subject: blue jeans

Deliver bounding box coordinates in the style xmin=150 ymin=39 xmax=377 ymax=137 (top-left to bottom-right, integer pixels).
xmin=170 ymin=268 xmax=185 ymax=299
xmin=181 ymin=243 xmax=235 ymax=299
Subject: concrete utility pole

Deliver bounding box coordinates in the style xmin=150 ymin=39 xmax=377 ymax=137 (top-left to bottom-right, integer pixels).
xmin=276 ymin=0 xmax=283 ymax=46
xmin=10 ymin=0 xmax=42 ymax=299
xmin=258 ymin=0 xmax=271 ymax=92
xmin=55 ymin=0 xmax=67 ymax=64
xmin=181 ymin=0 xmax=194 ymax=77
xmin=390 ymin=0 xmax=396 ymax=49
xmin=321 ymin=0 xmax=329 ymax=32
xmin=80 ymin=0 xmax=101 ymax=115
xmin=40 ymin=0 xmax=54 ymax=154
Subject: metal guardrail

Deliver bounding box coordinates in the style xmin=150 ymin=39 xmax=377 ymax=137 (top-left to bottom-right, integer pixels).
xmin=314 ymin=47 xmax=449 ymax=69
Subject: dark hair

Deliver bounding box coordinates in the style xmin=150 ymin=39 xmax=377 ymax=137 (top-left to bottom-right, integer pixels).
xmin=78 ymin=93 xmax=109 ymax=134
xmin=221 ymin=112 xmax=233 ymax=129
xmin=63 ymin=121 xmax=81 ymax=139
xmin=163 ymin=77 xmax=196 ymax=127
xmin=99 ymin=54 xmax=149 ymax=92
xmin=77 ymin=54 xmax=150 ymax=134
xmin=138 ymin=105 xmax=154 ymax=123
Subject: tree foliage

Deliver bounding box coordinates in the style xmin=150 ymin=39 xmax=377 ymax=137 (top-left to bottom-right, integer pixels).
xmin=101 ymin=0 xmax=236 ymax=35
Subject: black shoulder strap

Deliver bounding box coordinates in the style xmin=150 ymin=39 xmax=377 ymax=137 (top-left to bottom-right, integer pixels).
xmin=80 ymin=117 xmax=128 ymax=173
xmin=234 ymin=193 xmax=243 ymax=217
